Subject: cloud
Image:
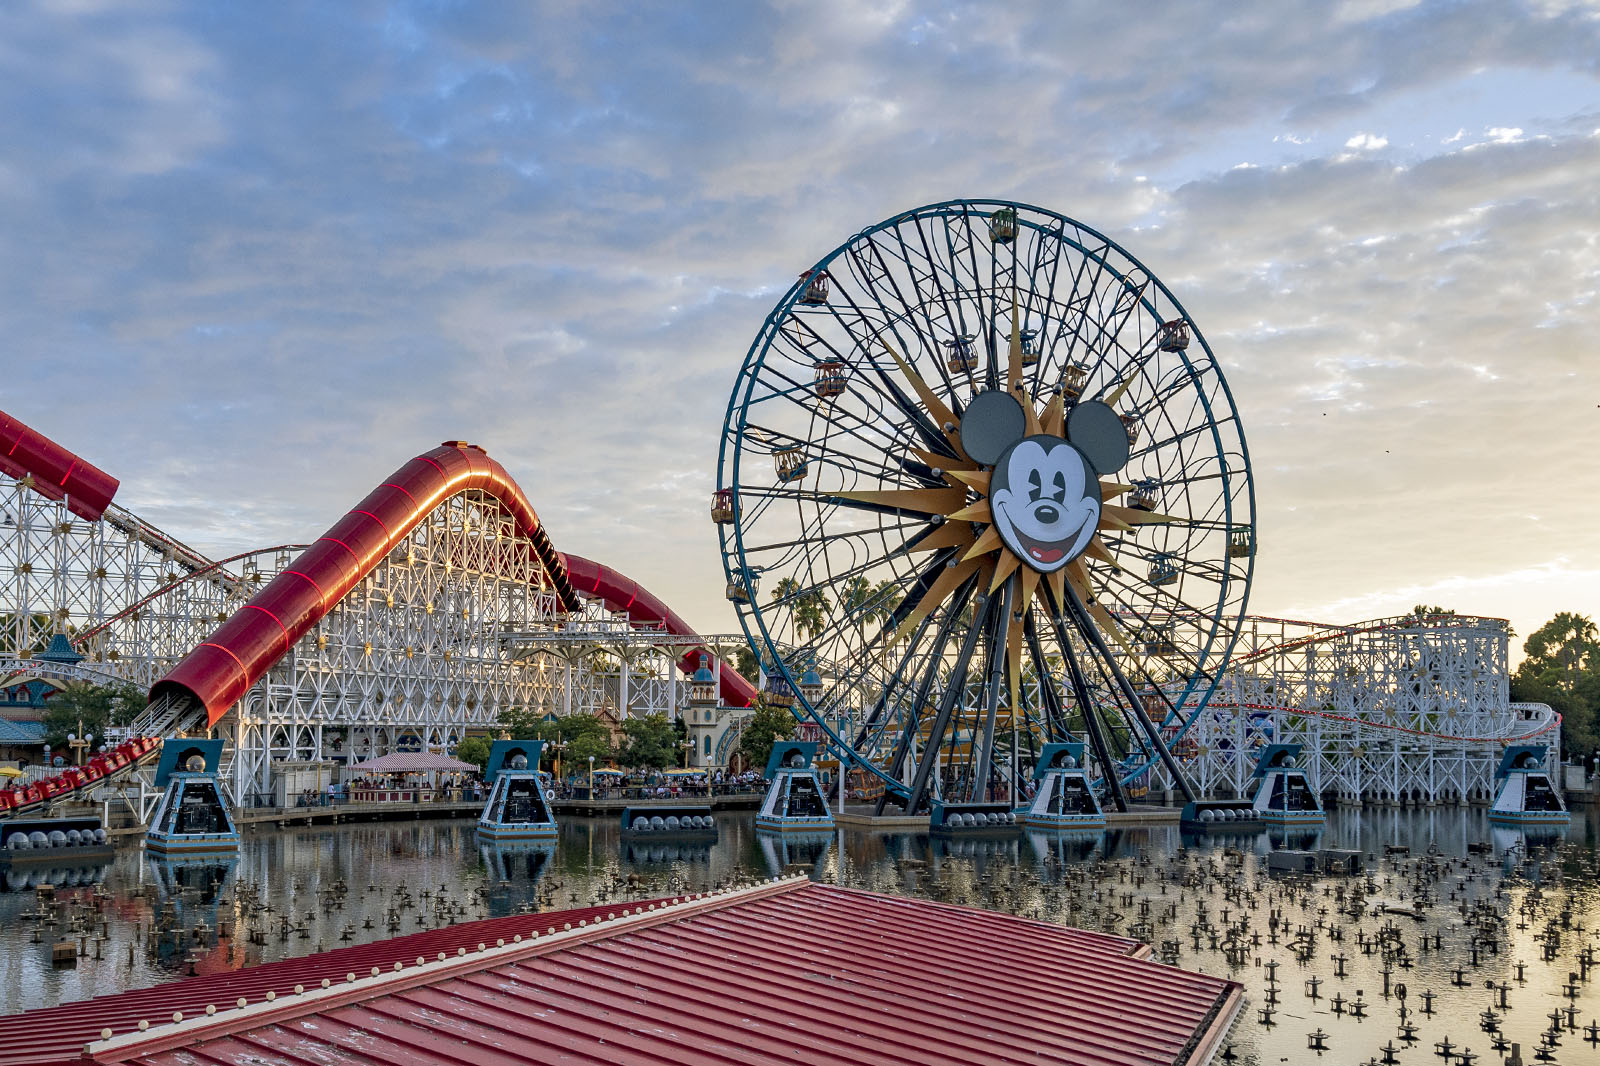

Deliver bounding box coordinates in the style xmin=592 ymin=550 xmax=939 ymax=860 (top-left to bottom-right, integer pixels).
xmin=0 ymin=0 xmax=1597 ymax=655
xmin=1344 ymin=132 xmax=1390 ymax=150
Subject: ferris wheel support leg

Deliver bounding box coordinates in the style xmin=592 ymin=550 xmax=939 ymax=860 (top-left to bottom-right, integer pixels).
xmin=856 ymin=610 xmax=938 ymax=754
xmin=1023 ymin=614 xmax=1073 ymax=740
xmin=972 ymin=575 xmax=1016 ymax=803
xmin=873 ymin=576 xmax=979 ymax=815
xmin=903 ymin=585 xmax=996 ymax=816
xmin=1060 ymin=584 xmax=1198 ymax=805
xmin=1047 ymin=604 xmax=1129 ymax=813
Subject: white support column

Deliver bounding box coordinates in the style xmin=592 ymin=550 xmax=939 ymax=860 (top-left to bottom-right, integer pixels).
xmin=618 ymin=652 xmax=630 ymax=720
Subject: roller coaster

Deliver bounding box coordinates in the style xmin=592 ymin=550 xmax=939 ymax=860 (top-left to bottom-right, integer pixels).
xmin=1 ymin=408 xmax=755 ymax=817
xmin=1178 ymin=612 xmax=1559 ymax=806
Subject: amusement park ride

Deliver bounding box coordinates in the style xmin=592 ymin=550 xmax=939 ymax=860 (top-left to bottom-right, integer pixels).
xmin=0 ymin=199 xmax=1566 ymax=843
xmin=144 ymin=739 xmax=239 ymax=857
xmin=1488 ymin=745 xmax=1570 ymax=826
xmin=476 ymin=740 xmax=559 ymax=842
xmin=1018 ymin=742 xmax=1105 ymax=831
xmin=755 ymin=740 xmax=834 ymax=833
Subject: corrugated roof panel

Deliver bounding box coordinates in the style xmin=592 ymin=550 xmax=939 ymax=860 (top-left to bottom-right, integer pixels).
xmin=0 ymin=897 xmax=655 ymax=1066
xmin=71 ymin=881 xmax=1240 ymax=1066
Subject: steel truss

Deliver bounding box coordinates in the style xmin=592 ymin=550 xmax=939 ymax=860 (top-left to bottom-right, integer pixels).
xmin=0 ymin=480 xmax=270 ymax=683
xmin=1178 ymin=614 xmax=1559 ymax=805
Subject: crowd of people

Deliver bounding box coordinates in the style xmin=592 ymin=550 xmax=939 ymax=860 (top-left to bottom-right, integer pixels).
xmin=550 ymin=767 xmax=766 ymax=800
xmin=283 ymin=766 xmax=768 ymax=808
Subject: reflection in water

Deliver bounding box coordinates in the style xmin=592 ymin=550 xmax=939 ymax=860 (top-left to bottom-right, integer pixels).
xmin=3 ymin=862 xmax=110 ymax=894
xmin=755 ymin=830 xmax=834 ymax=877
xmin=479 ymin=842 xmax=556 ymax=886
xmin=0 ymin=805 xmax=1594 ymax=1066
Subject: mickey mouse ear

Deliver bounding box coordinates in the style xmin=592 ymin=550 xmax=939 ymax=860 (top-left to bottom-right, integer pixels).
xmin=959 ymin=390 xmax=1027 ymax=466
xmin=1066 ymin=400 xmax=1130 ymax=474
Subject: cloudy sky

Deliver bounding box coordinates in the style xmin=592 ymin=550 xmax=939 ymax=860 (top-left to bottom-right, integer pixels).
xmin=2 ymin=0 xmax=1597 ymax=655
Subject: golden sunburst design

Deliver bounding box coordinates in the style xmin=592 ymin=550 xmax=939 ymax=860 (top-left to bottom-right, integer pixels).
xmin=837 ymin=296 xmax=1180 ymax=714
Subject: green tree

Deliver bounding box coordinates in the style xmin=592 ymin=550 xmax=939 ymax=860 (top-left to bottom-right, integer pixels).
xmin=0 ymin=613 xmax=54 ymax=657
xmin=771 ymin=577 xmax=831 ymax=643
xmin=496 ymin=704 xmax=542 ymax=739
xmin=731 ymin=644 xmax=758 ymax=683
xmin=1512 ymin=612 xmax=1600 ymax=757
xmin=455 ymin=736 xmax=492 ymax=772
xmin=496 ymin=709 xmax=614 ymax=769
xmin=567 ymin=725 xmax=613 ymax=767
xmin=41 ymin=680 xmax=145 ymax=752
xmin=738 ymin=700 xmax=796 ymax=772
xmin=1520 ymin=613 xmax=1597 ymax=694
xmin=620 ymin=713 xmax=678 ymax=769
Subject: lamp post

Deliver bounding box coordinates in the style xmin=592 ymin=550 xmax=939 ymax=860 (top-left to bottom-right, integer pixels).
xmin=588 ymin=754 xmax=595 ymax=799
xmin=66 ymin=721 xmax=93 ymax=766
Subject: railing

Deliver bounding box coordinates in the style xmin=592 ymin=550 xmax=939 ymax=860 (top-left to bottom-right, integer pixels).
xmin=116 ymin=692 xmax=203 ymax=742
xmin=554 ymin=783 xmax=765 ymax=801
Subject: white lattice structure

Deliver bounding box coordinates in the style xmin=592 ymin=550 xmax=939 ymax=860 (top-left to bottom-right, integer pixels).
xmin=3 ymin=472 xmax=700 ymax=804
xmin=0 ymin=479 xmax=266 ymax=683
xmin=1178 ymin=614 xmax=1559 ymax=805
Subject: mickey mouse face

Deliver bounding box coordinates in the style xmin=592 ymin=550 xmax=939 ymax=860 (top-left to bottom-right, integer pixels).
xmin=959 ymin=389 xmax=1130 ymax=575
xmin=992 ymin=437 xmax=1099 ymax=570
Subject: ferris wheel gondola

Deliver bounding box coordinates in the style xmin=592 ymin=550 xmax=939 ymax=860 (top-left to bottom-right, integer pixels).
xmin=716 ymin=200 xmax=1254 ymax=813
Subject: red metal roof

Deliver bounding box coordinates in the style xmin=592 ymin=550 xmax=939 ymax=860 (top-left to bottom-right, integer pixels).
xmin=41 ymin=879 xmax=1241 ymax=1066
xmin=1 ymin=896 xmax=654 ymax=1066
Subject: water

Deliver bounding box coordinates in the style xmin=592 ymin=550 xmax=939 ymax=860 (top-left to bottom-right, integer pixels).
xmin=3 ymin=806 xmax=1598 ymax=1065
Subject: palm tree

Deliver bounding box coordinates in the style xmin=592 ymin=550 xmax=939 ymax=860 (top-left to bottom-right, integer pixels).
xmin=793 ymin=589 xmax=831 ymax=643
xmin=771 ymin=577 xmax=830 ymax=643
xmin=840 ymin=576 xmax=874 ymax=621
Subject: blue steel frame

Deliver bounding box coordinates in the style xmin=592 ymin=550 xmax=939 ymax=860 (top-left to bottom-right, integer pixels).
xmin=716 ymin=199 xmax=1256 ymax=799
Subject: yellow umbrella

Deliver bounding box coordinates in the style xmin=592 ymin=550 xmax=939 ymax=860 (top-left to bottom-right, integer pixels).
xmin=0 ymin=767 xmax=24 ymax=778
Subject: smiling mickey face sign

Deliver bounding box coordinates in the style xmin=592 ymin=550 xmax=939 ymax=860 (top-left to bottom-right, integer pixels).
xmin=959 ymin=389 xmax=1131 ymax=576
xmin=990 ymin=436 xmax=1099 ymax=572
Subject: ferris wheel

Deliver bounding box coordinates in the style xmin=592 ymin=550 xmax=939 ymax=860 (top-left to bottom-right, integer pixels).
xmin=715 ymin=200 xmax=1254 ymax=812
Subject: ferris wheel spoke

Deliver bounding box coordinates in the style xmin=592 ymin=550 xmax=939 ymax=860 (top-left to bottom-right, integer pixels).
xmin=1022 ymin=610 xmax=1071 ymax=740
xmin=860 ymin=224 xmax=962 ymax=402
xmin=1134 ymin=413 xmax=1239 ymax=463
xmin=1042 ymin=588 xmax=1129 ymax=811
xmin=751 ymin=380 xmax=921 ymax=469
xmin=1032 ymin=242 xmax=1096 ymax=391
xmin=902 ymin=578 xmax=995 ymax=813
xmin=944 ymin=209 xmax=1004 ymax=390
xmin=1090 ymin=274 xmax=1156 ymax=366
xmin=840 ymin=239 xmax=952 ymax=389
xmin=1043 ymin=239 xmax=1117 ymax=375
xmin=738 ymin=517 xmax=927 ymax=560
xmin=910 ymin=217 xmax=980 ymax=386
